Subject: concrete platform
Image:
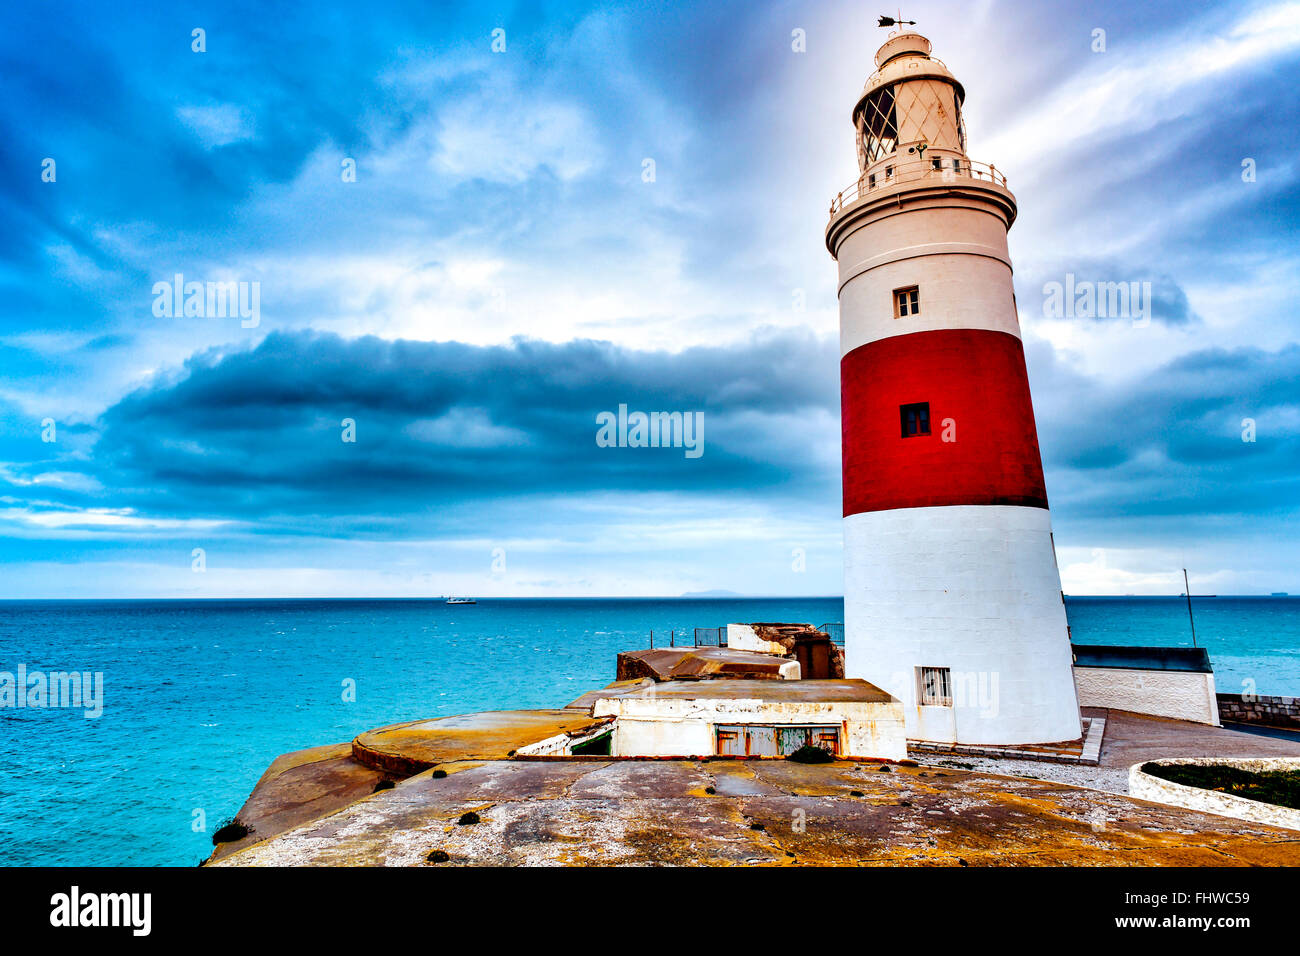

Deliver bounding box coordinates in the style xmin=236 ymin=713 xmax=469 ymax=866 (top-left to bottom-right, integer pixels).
xmin=207 ymin=742 xmax=389 ymax=862
xmin=909 ymin=716 xmax=1106 ymax=765
xmin=352 ymin=710 xmax=611 ymax=775
xmin=1092 ymin=707 xmax=1300 ymax=766
xmin=588 ymin=678 xmax=893 ymax=706
xmin=211 ymin=757 xmax=1300 ymax=867
xmin=564 ymin=678 xmax=654 ymax=712
xmin=207 ymin=707 xmax=1300 ymax=866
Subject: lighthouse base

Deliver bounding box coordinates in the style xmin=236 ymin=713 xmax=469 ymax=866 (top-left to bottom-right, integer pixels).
xmin=843 ymin=504 xmax=1081 ymax=746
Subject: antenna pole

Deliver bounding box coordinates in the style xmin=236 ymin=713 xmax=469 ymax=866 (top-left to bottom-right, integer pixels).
xmin=1183 ymin=568 xmax=1198 ymax=648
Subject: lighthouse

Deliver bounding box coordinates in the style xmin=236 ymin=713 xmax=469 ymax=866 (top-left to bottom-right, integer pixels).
xmin=826 ymin=29 xmax=1081 ymax=745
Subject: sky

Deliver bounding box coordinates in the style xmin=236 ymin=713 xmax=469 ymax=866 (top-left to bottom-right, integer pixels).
xmin=1 ymin=0 xmax=1297 ymax=598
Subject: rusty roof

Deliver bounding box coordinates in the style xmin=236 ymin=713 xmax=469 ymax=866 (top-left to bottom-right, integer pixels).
xmin=618 ymin=646 xmax=795 ymax=681
xmin=614 ymin=678 xmax=894 ymax=704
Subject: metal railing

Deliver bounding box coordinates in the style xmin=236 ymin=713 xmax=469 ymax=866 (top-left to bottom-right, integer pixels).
xmin=693 ymin=626 xmax=727 ymax=647
xmin=648 ymin=627 xmax=728 ymax=649
xmin=829 ymin=157 xmax=1008 ymax=218
xmin=819 ymin=623 xmax=845 ymax=645
xmin=648 ymin=625 xmax=842 ymax=649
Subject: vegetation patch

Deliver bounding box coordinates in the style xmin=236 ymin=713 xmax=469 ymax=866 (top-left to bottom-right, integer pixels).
xmin=211 ymin=817 xmax=254 ymax=845
xmin=786 ymin=744 xmax=834 ymax=764
xmin=1143 ymin=763 xmax=1300 ymax=810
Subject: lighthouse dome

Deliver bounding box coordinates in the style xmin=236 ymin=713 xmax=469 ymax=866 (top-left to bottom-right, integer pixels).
xmin=857 ymin=31 xmax=964 ymax=108
xmin=874 ymin=31 xmax=931 ymax=67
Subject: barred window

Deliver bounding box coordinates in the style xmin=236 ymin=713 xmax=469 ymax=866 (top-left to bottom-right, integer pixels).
xmin=919 ymin=666 xmax=952 ymax=706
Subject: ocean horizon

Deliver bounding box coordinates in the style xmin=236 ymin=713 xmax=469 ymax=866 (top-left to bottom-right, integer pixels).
xmin=1 ymin=594 xmax=1296 ymax=866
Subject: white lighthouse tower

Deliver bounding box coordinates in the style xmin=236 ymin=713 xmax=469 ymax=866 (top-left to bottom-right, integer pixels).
xmin=826 ymin=28 xmax=1081 ymax=745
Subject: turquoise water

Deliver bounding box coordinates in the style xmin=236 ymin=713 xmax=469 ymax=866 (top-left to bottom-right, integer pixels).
xmin=0 ymin=596 xmax=1295 ymax=866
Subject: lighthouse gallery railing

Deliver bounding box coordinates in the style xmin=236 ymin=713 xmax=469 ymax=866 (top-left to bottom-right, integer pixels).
xmin=828 ymin=157 xmax=1008 ymax=218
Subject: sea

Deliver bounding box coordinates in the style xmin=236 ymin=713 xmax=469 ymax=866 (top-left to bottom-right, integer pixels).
xmin=0 ymin=595 xmax=1296 ymax=867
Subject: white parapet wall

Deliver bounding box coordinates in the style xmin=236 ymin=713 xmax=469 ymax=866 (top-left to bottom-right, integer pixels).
xmin=592 ymin=680 xmax=907 ymax=760
xmin=1074 ymin=666 xmax=1220 ymax=726
xmin=725 ymin=624 xmax=790 ymax=657
xmin=1130 ymin=757 xmax=1300 ymax=831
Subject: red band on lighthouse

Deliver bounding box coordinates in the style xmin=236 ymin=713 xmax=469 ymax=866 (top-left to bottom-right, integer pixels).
xmin=841 ymin=328 xmax=1049 ymax=517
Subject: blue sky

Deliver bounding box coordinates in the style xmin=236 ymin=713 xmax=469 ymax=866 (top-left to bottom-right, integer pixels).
xmin=1 ymin=0 xmax=1297 ymax=597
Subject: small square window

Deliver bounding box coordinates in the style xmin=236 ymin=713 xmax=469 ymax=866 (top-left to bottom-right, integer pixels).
xmin=868 ymin=173 xmax=877 ymax=188
xmin=900 ymin=402 xmax=930 ymax=438
xmin=918 ymin=666 xmax=952 ymax=706
xmin=931 ymin=157 xmax=942 ymax=170
xmin=885 ymin=165 xmax=893 ymax=178
xmin=894 ymin=285 xmax=919 ymax=317
xmin=951 ymin=158 xmax=962 ymax=171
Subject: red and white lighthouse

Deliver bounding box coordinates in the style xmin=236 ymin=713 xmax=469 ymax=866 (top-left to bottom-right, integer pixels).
xmin=826 ymin=30 xmax=1081 ymax=745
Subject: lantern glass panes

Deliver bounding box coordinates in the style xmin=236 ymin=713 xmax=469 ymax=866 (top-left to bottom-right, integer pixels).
xmin=860 ymin=86 xmax=898 ymax=163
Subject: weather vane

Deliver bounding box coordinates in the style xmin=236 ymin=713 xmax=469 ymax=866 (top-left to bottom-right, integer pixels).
xmin=877 ymin=13 xmax=917 ymax=28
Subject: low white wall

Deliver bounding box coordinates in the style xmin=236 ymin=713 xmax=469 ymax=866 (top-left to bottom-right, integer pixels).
xmin=611 ymin=718 xmax=715 ymax=758
xmin=596 ymin=694 xmax=907 ymax=760
xmin=845 ymin=718 xmax=907 ymax=759
xmin=516 ymin=722 xmax=612 ymax=757
xmin=1130 ymin=757 xmax=1300 ymax=831
xmin=1074 ymin=666 xmax=1219 ymax=726
xmin=725 ymin=624 xmax=789 ymax=657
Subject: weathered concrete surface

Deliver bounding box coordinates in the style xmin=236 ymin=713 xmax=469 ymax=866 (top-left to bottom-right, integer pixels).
xmin=352 ymin=710 xmax=611 ymax=775
xmin=616 ymin=647 xmax=798 ymax=682
xmin=565 ymin=678 xmax=654 ymax=712
xmin=212 ymin=758 xmax=1300 ymax=867
xmin=598 ymin=677 xmax=894 ymax=704
xmin=208 ymin=742 xmax=387 ymax=861
xmin=1094 ymin=708 xmax=1300 ymax=767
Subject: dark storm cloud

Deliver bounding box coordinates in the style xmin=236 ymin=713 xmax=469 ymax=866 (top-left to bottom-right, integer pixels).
xmin=11 ymin=328 xmax=1293 ymax=536
xmin=1031 ymin=341 xmax=1300 ymax=519
xmin=68 ymin=330 xmax=840 ymax=520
